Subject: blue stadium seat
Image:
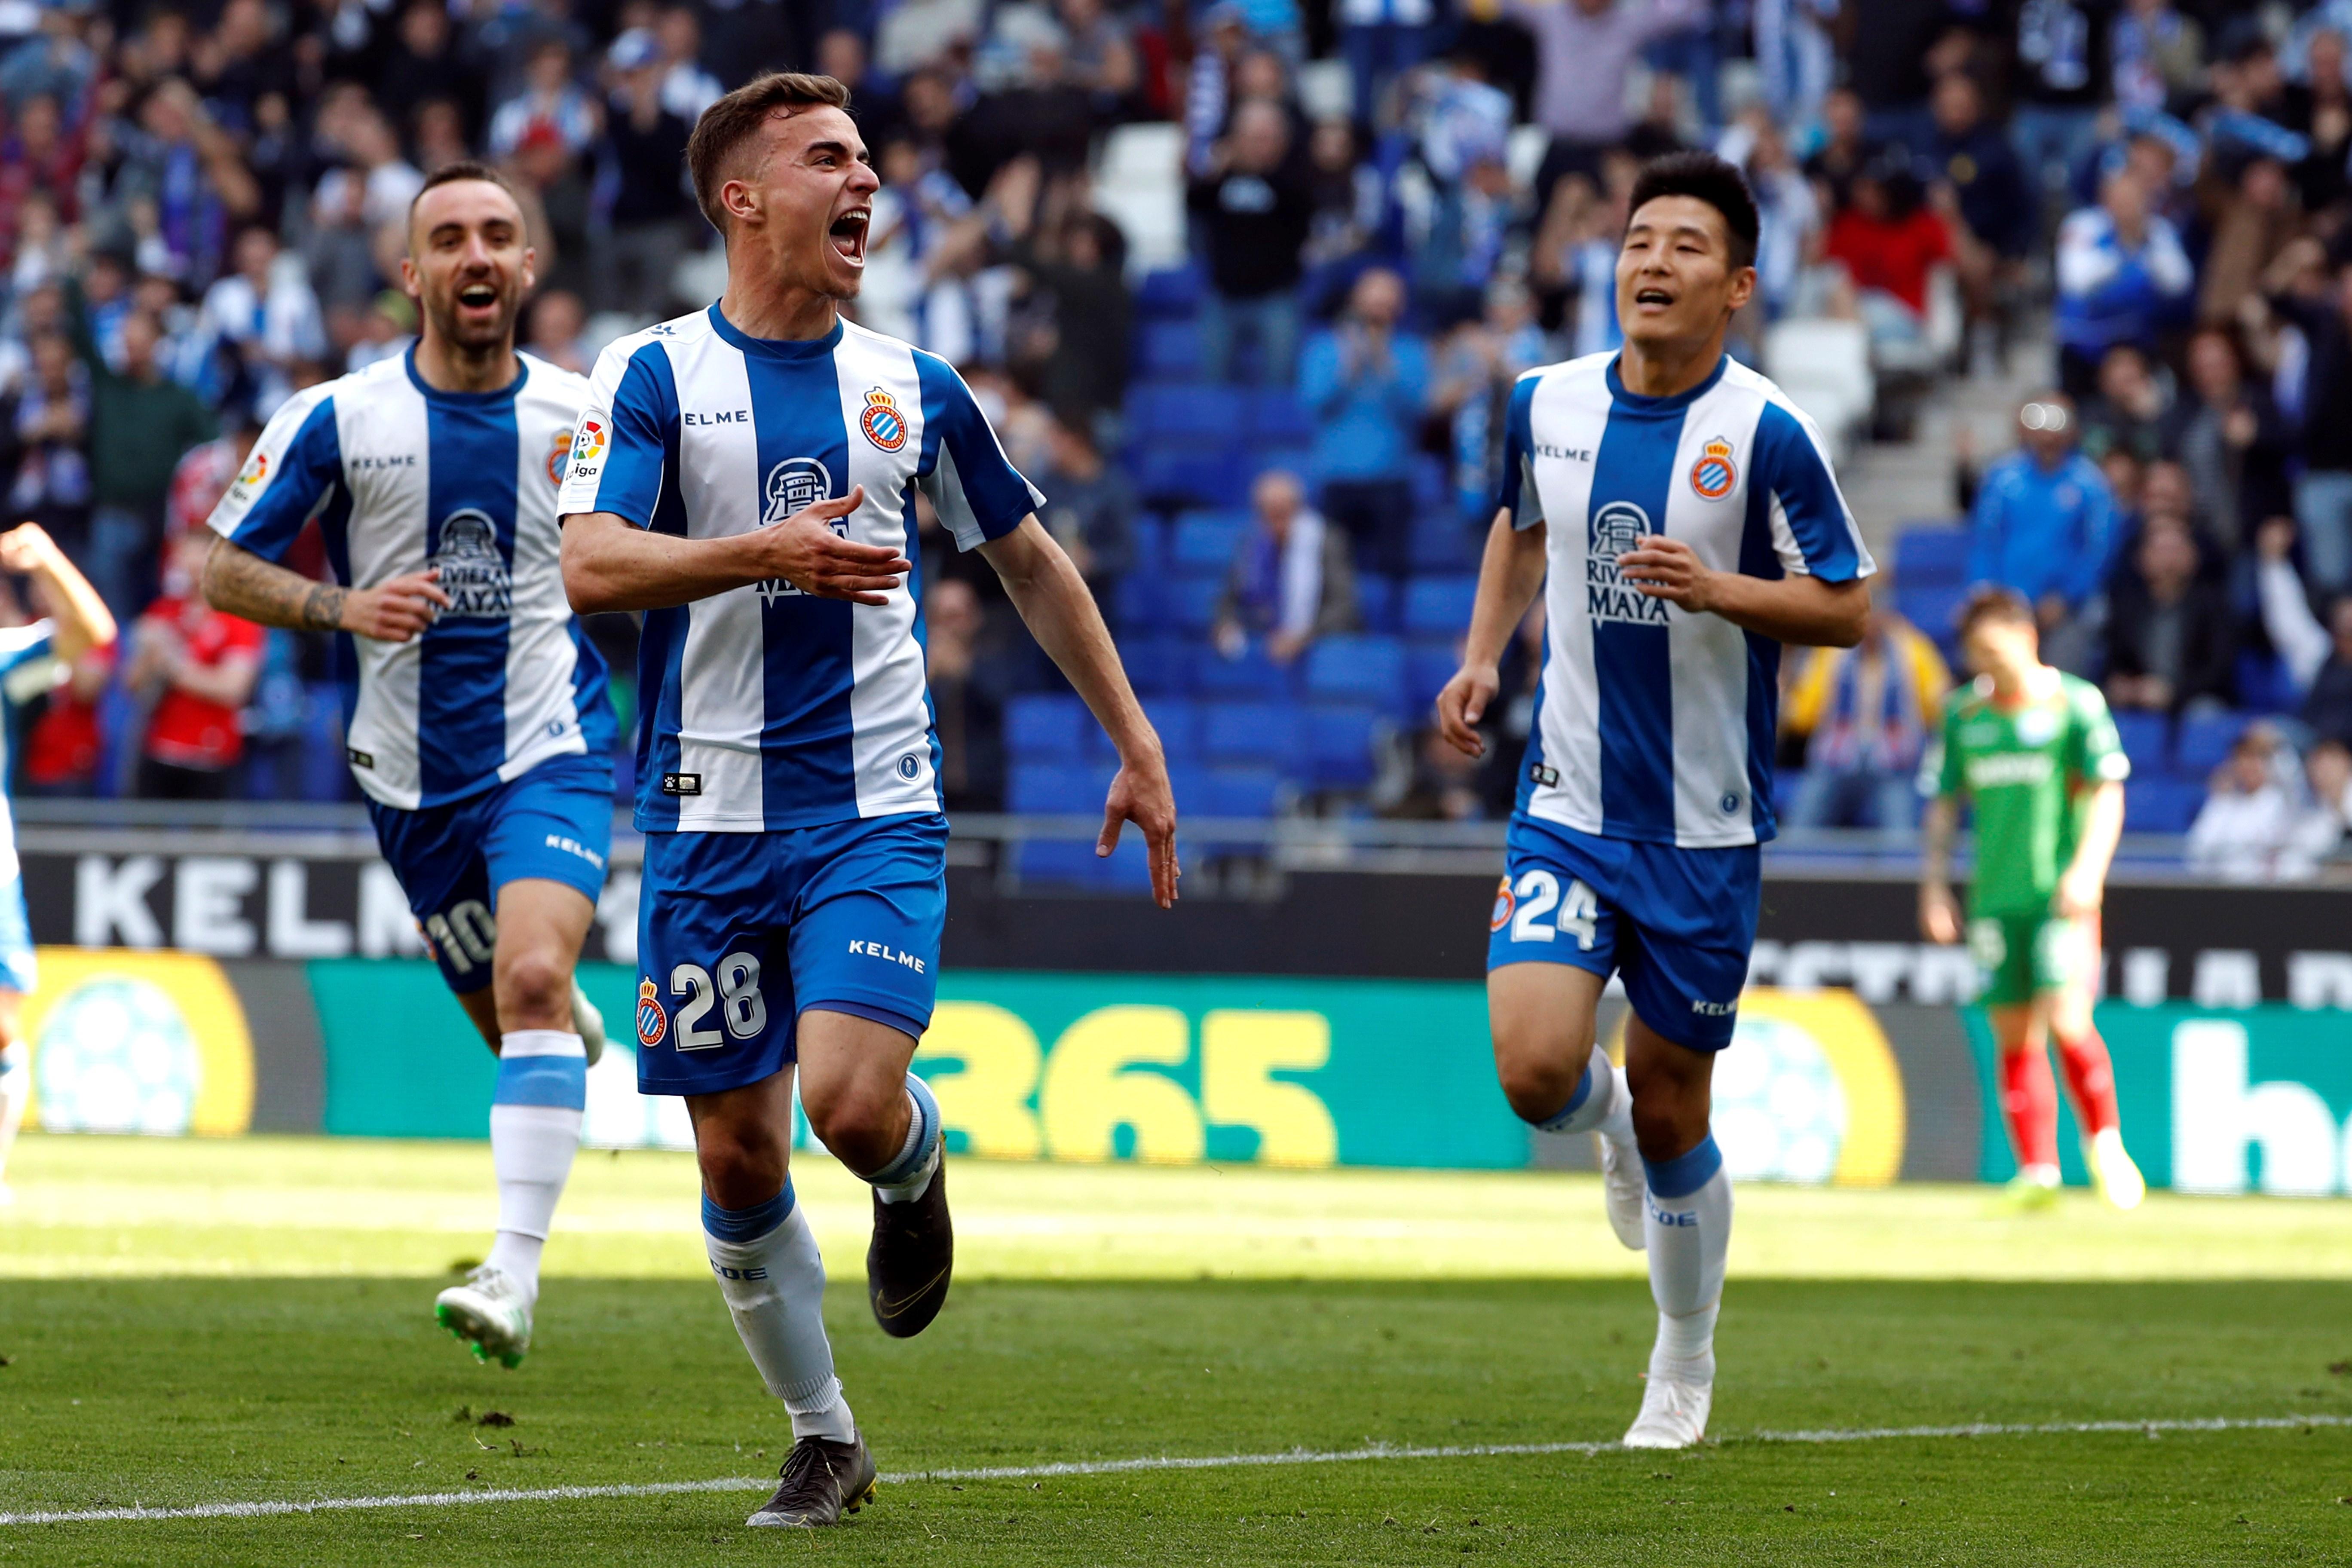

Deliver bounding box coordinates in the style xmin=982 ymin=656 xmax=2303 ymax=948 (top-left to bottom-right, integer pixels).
xmin=1136 ymin=446 xmax=1246 ymax=509
xmin=1162 ymin=576 xmax=1224 ymax=634
xmin=1893 ymin=524 xmax=1970 ymax=586
xmin=1203 ymin=701 xmax=1301 ymax=764
xmin=1135 ymin=264 xmax=1205 ymax=319
xmin=1138 ymin=321 xmax=1201 ymax=379
xmin=1131 ymin=515 xmax=1174 ymax=575
xmin=1411 ymin=453 xmax=1446 ymax=508
xmin=2234 ymin=651 xmax=2297 ymax=715
xmin=1356 ymin=573 xmax=1400 ymax=633
xmin=2173 ymin=711 xmax=2244 ymax=778
xmin=1142 ymin=697 xmax=1202 ymax=761
xmin=1130 ymin=383 xmax=1246 ymax=444
xmin=1203 ymin=766 xmax=1284 ymax=818
xmin=1408 ymin=514 xmax=1475 ymax=571
xmin=1774 ymin=768 xmax=1807 ymax=815
xmin=1246 ymin=389 xmax=1317 ymax=446
xmin=2112 ymin=709 xmax=2168 ymax=774
xmin=1170 ymin=511 xmax=1248 ymax=574
xmin=1005 ymin=694 xmax=1089 ymax=758
xmin=1124 ymin=635 xmax=1192 ymax=695
xmin=1302 ymin=633 xmax=1405 ymax=707
xmin=2124 ymin=777 xmax=2203 ymax=833
xmin=1165 ymin=762 xmax=1210 ymax=816
xmin=1895 ymin=582 xmax=1968 ymax=642
xmin=1016 ymin=837 xmax=1156 ymax=893
xmin=1405 ymin=639 xmax=1460 ymax=713
xmin=1305 ymin=703 xmax=1381 ymax=788
xmin=1196 ymin=643 xmax=1292 ymax=699
xmin=1403 ymin=576 xmax=1479 ymax=637
xmin=1008 ymin=763 xmax=1101 ymax=815
xmin=1115 ymin=573 xmax=1164 ymax=631
xmin=1253 ymin=446 xmax=1314 ymax=482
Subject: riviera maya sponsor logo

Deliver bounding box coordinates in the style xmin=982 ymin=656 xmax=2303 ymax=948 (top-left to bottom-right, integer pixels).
xmin=1585 ymin=500 xmax=1668 ymax=626
xmin=860 ymin=387 xmax=909 ymax=452
xmin=635 ymin=977 xmax=667 ymax=1048
xmin=429 ymin=508 xmax=513 ymax=618
xmin=548 ymin=428 xmax=574 ymax=484
xmin=1689 ymin=435 xmax=1737 ymax=500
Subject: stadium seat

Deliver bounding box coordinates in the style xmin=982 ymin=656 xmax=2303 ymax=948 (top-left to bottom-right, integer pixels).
xmin=1410 ymin=453 xmax=1446 ymax=508
xmin=1138 ymin=321 xmax=1201 ymax=379
xmin=1246 ymin=388 xmax=1317 ymax=447
xmin=1008 ymin=763 xmax=1101 ymax=815
xmin=1134 ymin=264 xmax=1205 ymax=319
xmin=1131 ymin=515 xmax=1174 ymax=576
xmin=1124 ymin=635 xmax=1193 ymax=695
xmin=1302 ymin=634 xmax=1405 ymax=708
xmin=1253 ymin=446 xmax=1314 ymax=482
xmin=2112 ymin=710 xmax=2168 ymax=775
xmin=2235 ymin=651 xmax=2297 ymax=715
xmin=1142 ymin=698 xmax=1202 ymax=761
xmin=1405 ymin=639 xmax=1460 ymax=713
xmin=1170 ymin=511 xmax=1248 ymax=574
xmin=1130 ymin=383 xmax=1246 ymax=444
xmin=1408 ymin=513 xmax=1475 ymax=571
xmin=1195 ymin=643 xmax=1292 ymax=699
xmin=1356 ymin=573 xmax=1400 ymax=633
xmin=1402 ymin=576 xmax=1479 ymax=638
xmin=1203 ymin=701 xmax=1302 ymax=764
xmin=2124 ymin=777 xmax=2203 ymax=834
xmin=1161 ymin=576 xmax=1224 ymax=634
xmin=1015 ymin=837 xmax=1156 ymax=893
xmin=1304 ymin=703 xmax=1382 ymax=788
xmin=1136 ymin=446 xmax=1246 ymax=509
xmin=1005 ymin=694 xmax=1089 ymax=758
xmin=1894 ymin=582 xmax=1968 ymax=642
xmin=1892 ymin=524 xmax=1970 ymax=586
xmin=1115 ymin=573 xmax=1164 ymax=631
xmin=2173 ymin=712 xmax=2244 ymax=778
xmin=1203 ymin=766 xmax=1284 ymax=818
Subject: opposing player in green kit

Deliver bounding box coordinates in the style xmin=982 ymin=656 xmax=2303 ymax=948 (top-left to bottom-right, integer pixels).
xmin=1919 ymin=586 xmax=2147 ymax=1211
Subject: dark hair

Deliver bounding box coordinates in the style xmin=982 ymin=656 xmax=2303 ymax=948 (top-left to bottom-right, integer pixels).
xmin=1955 ymin=584 xmax=2036 ymax=637
xmin=1625 ymin=150 xmax=1760 ymax=272
xmin=408 ymin=159 xmax=526 ymax=233
xmin=686 ymin=71 xmax=853 ymax=234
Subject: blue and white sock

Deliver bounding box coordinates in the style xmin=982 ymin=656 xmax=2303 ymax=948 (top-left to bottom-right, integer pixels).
xmin=1526 ymin=1050 xmax=1634 ymax=1143
xmin=1642 ymin=1133 xmax=1732 ymax=1385
xmin=865 ymin=1072 xmax=941 ymax=1204
xmin=704 ymin=1183 xmax=856 ymax=1442
xmin=483 ymin=1029 xmax=586 ymax=1301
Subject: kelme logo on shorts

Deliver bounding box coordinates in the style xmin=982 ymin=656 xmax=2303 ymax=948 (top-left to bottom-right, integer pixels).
xmin=636 ymin=977 xmax=667 ymax=1047
xmin=860 ymin=387 xmax=908 ymax=452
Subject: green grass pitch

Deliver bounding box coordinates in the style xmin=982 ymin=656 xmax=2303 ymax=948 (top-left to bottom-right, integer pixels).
xmin=3 ymin=1134 xmax=2351 ymax=1565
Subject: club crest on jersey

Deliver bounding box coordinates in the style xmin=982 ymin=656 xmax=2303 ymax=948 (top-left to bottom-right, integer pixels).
xmin=859 ymin=387 xmax=908 ymax=452
xmin=430 ymin=508 xmax=513 ymax=618
xmin=1489 ymin=878 xmax=1515 ymax=932
xmin=1584 ymin=500 xmax=1669 ymax=626
xmin=1688 ymin=435 xmax=1737 ymax=500
xmin=548 ymin=429 xmax=575 ymax=485
xmin=635 ymin=977 xmax=667 ymax=1048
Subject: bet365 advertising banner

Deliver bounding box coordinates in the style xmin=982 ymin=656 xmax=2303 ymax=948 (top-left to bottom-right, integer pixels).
xmin=15 ymin=949 xmax=2352 ymax=1196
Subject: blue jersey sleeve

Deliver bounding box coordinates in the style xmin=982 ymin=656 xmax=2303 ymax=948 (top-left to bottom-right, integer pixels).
xmin=913 ymin=353 xmax=1045 ymax=549
xmin=557 ymin=337 xmax=678 ymax=528
xmin=205 ymin=386 xmax=342 ymax=563
xmin=1496 ymin=371 xmax=1543 ymax=529
xmin=1752 ymin=398 xmax=1874 ymax=582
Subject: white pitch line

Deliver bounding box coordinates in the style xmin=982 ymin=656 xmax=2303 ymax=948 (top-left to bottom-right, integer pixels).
xmin=4 ymin=1413 xmax=2346 ymax=1528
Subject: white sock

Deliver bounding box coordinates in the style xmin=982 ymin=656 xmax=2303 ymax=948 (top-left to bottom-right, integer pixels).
xmin=868 ymin=1073 xmax=943 ymax=1204
xmin=1642 ymin=1133 xmax=1732 ymax=1386
xmin=0 ymin=1041 xmax=24 ymax=1182
xmin=1528 ymin=1049 xmax=1633 ymax=1141
xmin=704 ymin=1185 xmax=857 ymax=1442
xmin=487 ymin=1029 xmax=588 ymax=1303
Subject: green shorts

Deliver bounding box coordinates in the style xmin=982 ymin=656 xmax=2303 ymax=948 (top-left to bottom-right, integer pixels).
xmin=1967 ymin=911 xmax=2096 ymax=1008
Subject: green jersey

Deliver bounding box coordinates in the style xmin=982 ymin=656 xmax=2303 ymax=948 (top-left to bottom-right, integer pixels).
xmin=1927 ymin=671 xmax=2129 ymax=917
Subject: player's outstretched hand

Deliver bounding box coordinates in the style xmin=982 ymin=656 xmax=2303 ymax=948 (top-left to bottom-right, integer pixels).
xmin=1100 ymin=754 xmax=1180 ymax=909
xmin=1618 ymin=535 xmax=1717 ymax=612
xmin=344 ymin=569 xmax=452 ymax=642
xmin=1918 ymin=881 xmax=1962 ymax=946
xmin=760 ymin=486 xmax=912 ymax=606
xmin=1435 ymin=662 xmax=1498 ymax=758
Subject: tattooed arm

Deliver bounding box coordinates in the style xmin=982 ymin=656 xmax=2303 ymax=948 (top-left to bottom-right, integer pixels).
xmin=201 ymin=536 xmax=451 ymax=641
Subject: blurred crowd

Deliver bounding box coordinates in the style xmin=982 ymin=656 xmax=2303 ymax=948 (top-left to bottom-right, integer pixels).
xmin=0 ymin=0 xmax=2348 ymax=881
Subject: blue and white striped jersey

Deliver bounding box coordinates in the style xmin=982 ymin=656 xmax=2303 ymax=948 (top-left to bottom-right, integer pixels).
xmin=206 ymin=349 xmax=615 ymax=812
xmin=557 ymin=306 xmax=1043 ymax=833
xmin=1498 ymin=352 xmax=1874 ymax=848
xmin=0 ymin=621 xmax=61 ymax=885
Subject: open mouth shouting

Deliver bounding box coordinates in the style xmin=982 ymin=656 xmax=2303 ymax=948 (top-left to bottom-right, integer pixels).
xmin=454 ymin=279 xmax=502 ymax=318
xmin=1632 ymin=285 xmax=1676 ymax=313
xmin=829 ymin=206 xmax=870 ymax=267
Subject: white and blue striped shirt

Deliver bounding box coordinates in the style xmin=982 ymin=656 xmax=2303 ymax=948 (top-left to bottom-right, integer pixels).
xmin=206 ymin=349 xmax=615 ymax=812
xmin=1498 ymin=351 xmax=1874 ymax=848
xmin=557 ymin=306 xmax=1043 ymax=833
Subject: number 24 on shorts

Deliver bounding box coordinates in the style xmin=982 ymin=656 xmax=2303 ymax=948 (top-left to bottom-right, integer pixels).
xmin=1492 ymin=871 xmax=1601 ymax=949
xmin=667 ymin=952 xmax=770 ymax=1049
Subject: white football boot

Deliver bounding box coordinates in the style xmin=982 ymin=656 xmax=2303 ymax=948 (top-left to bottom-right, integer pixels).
xmin=1597 ymin=1132 xmax=1647 ymax=1250
xmin=2085 ymin=1128 xmax=2146 ymax=1211
xmin=1621 ymin=1375 xmax=1712 ymax=1449
xmin=571 ymin=981 xmax=606 ymax=1068
xmin=435 ymin=1265 xmax=534 ymax=1368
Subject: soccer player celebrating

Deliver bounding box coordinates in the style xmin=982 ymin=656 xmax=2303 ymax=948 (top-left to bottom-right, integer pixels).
xmin=0 ymin=524 xmax=116 ymax=1205
xmin=1437 ymin=152 xmax=1872 ymax=1450
xmin=557 ymin=73 xmax=1177 ymax=1528
xmin=1919 ymin=587 xmax=2145 ymax=1211
xmin=204 ymin=163 xmax=616 ymax=1367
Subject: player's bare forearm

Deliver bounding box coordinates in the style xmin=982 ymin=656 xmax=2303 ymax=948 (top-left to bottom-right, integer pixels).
xmin=561 ymin=493 xmax=907 ymax=612
xmin=2067 ymin=780 xmax=2125 ymax=888
xmin=204 ymin=536 xmax=352 ymax=632
xmin=982 ymin=519 xmax=1159 ymax=765
xmin=1 ymin=522 xmax=115 ymax=661
xmin=1920 ymin=794 xmax=1958 ymax=890
xmin=1619 ymin=535 xmax=1868 ymax=646
xmin=1464 ymin=510 xmax=1547 ymax=668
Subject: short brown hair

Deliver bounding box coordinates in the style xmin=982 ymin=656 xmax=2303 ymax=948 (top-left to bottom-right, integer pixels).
xmin=686 ymin=72 xmax=852 ymax=234
xmin=408 ymin=159 xmax=526 ymax=236
xmin=1955 ymin=583 xmax=2035 ymax=638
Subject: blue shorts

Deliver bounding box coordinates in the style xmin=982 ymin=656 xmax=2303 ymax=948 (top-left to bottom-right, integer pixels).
xmin=0 ymin=875 xmax=34 ymax=995
xmin=1486 ymin=815 xmax=1759 ymax=1051
xmin=634 ymin=812 xmax=948 ymax=1098
xmin=368 ymin=752 xmax=615 ymax=994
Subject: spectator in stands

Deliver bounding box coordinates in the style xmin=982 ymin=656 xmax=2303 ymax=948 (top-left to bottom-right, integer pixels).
xmin=523 ymin=289 xmax=589 ymax=375
xmin=1802 ymin=85 xmax=1876 ymax=211
xmin=2110 ymin=0 xmax=2204 ymax=116
xmin=659 ymin=6 xmax=723 ymax=123
xmin=1515 ymin=0 xmax=1706 ymax=196
xmin=1431 ymin=279 xmax=1547 ymax=524
xmin=1188 ymin=96 xmax=1314 ymax=386
xmin=598 ymin=28 xmax=693 ymax=319
xmin=197 ymin=224 xmax=325 ymax=420
xmin=2053 ymin=163 xmax=2193 ymax=399
xmin=2104 ymin=515 xmax=2235 ymax=716
xmin=1035 ymin=415 xmax=1137 ymax=608
xmin=376 ymin=0 xmax=486 ymax=148
xmin=1923 ymin=70 xmax=2034 ymax=342
xmin=1300 ymin=266 xmax=1428 ymax=578
xmin=67 ymin=288 xmax=217 ymax=622
xmin=2076 ymin=343 xmax=2168 ymax=466
xmin=2270 ymin=251 xmax=2352 ymax=593
xmin=1822 ymin=154 xmax=1950 ymax=355
xmin=488 ymin=40 xmax=598 ymax=160
xmin=1966 ymin=393 xmax=2116 ymax=659
xmin=2012 ymin=0 xmax=2112 ymax=193
xmin=2254 ymin=518 xmax=2352 ymax=746
xmin=1339 ymin=0 xmax=1440 ymax=131
xmin=999 ymin=160 xmax=1133 ymax=426
xmin=1780 ymin=604 xmax=1951 ymax=833
xmin=105 ymin=79 xmax=262 ymax=286
xmin=2187 ymin=723 xmax=2307 ymax=882
xmin=126 ymin=529 xmax=263 ymax=799
xmin=20 ymin=640 xmax=112 ymax=797
xmin=1213 ymin=469 xmax=1360 ymax=667
xmin=924 ymin=578 xmax=1004 ymax=812
xmin=2162 ymin=326 xmax=2289 ymax=551
xmin=2 ymin=329 xmax=90 ymax=555
xmin=2289 ymin=737 xmax=2352 ymax=871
